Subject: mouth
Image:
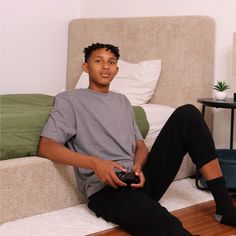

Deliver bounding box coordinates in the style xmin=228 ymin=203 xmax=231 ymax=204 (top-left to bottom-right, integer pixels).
xmin=100 ymin=73 xmax=111 ymax=78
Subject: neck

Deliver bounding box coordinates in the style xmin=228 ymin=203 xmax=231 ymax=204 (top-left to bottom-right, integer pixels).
xmin=88 ymin=85 xmax=109 ymax=94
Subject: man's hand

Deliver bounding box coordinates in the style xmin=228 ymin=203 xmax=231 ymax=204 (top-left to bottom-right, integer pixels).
xmin=92 ymin=158 xmax=128 ymax=188
xmin=130 ymin=140 xmax=148 ymax=189
xmin=130 ymin=165 xmax=145 ymax=189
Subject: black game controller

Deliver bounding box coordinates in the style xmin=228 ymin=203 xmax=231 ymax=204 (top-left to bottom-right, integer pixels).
xmin=116 ymin=171 xmax=140 ymax=185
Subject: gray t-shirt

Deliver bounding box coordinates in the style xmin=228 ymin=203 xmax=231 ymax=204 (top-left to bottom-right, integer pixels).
xmin=41 ymin=88 xmax=143 ymax=197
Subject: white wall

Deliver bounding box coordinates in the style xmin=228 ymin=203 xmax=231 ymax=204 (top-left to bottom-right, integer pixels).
xmin=80 ymin=0 xmax=236 ymax=148
xmin=1 ymin=0 xmax=81 ymax=95
xmin=1 ymin=0 xmax=236 ymax=148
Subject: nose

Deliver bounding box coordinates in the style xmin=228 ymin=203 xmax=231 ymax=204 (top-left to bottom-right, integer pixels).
xmin=102 ymin=62 xmax=109 ymax=69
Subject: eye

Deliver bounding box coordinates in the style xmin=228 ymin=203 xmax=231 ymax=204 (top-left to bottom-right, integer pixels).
xmin=109 ymin=60 xmax=117 ymax=65
xmin=95 ymin=59 xmax=102 ymax=64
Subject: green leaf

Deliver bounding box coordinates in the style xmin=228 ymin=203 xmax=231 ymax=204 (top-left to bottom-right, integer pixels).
xmin=213 ymin=81 xmax=230 ymax=91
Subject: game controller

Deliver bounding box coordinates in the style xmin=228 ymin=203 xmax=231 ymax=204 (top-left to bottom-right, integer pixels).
xmin=116 ymin=171 xmax=140 ymax=185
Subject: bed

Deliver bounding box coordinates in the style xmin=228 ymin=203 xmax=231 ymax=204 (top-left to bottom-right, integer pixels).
xmin=0 ymin=16 xmax=215 ymax=224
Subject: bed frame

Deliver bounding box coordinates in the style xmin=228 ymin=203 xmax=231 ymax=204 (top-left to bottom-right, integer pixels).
xmin=0 ymin=16 xmax=215 ymax=224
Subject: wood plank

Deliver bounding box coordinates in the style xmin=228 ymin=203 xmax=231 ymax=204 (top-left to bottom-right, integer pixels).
xmin=88 ymin=227 xmax=130 ymax=236
xmin=88 ymin=197 xmax=236 ymax=236
xmin=173 ymin=198 xmax=236 ymax=236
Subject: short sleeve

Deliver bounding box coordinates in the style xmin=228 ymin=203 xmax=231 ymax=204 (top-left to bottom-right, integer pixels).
xmin=132 ymin=109 xmax=144 ymax=141
xmin=124 ymin=96 xmax=143 ymax=141
xmin=41 ymin=95 xmax=76 ymax=144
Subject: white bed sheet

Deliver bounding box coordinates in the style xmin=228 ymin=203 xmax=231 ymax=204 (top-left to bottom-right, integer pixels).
xmin=140 ymin=104 xmax=175 ymax=149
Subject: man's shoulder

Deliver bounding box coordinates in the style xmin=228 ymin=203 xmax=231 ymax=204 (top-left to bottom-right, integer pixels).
xmin=56 ymin=89 xmax=85 ymax=99
xmin=109 ymin=90 xmax=127 ymax=99
xmin=109 ymin=91 xmax=131 ymax=104
xmin=52 ymin=89 xmax=87 ymax=106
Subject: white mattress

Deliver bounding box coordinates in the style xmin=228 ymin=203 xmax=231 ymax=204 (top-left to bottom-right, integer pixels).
xmin=141 ymin=104 xmax=175 ymax=149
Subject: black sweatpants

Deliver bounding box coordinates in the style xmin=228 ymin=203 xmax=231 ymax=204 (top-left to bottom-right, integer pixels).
xmin=88 ymin=104 xmax=217 ymax=236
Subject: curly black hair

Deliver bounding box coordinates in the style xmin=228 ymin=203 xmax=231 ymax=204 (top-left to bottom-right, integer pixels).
xmin=83 ymin=43 xmax=120 ymax=62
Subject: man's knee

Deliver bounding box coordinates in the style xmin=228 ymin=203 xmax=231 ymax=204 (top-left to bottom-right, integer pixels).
xmin=177 ymin=104 xmax=199 ymax=114
xmin=174 ymin=104 xmax=202 ymax=122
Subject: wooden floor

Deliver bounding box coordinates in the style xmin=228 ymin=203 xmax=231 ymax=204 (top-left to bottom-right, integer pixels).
xmin=88 ymin=197 xmax=236 ymax=236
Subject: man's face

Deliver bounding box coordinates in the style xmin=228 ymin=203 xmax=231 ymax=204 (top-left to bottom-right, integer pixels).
xmin=83 ymin=48 xmax=119 ymax=92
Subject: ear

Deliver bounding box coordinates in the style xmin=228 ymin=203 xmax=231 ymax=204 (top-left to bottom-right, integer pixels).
xmin=83 ymin=63 xmax=89 ymax=73
xmin=115 ymin=66 xmax=119 ymax=75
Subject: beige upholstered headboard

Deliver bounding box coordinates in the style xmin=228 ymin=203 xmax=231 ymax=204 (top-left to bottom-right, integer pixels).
xmin=66 ymin=16 xmax=215 ymax=111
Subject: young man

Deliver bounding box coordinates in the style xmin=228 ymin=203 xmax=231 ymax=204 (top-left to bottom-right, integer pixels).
xmin=38 ymin=43 xmax=236 ymax=235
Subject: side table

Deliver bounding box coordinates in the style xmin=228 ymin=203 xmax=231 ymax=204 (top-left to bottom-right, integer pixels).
xmin=197 ymin=98 xmax=236 ymax=149
xmin=195 ymin=98 xmax=236 ymax=190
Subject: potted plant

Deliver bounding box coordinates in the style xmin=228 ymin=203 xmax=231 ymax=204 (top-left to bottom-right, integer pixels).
xmin=213 ymin=81 xmax=230 ymax=100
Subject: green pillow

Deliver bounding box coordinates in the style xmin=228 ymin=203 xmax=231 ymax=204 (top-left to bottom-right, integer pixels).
xmin=132 ymin=106 xmax=149 ymax=139
xmin=0 ymin=94 xmax=54 ymax=160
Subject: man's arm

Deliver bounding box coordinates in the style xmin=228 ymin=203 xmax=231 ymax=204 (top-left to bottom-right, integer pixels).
xmin=38 ymin=137 xmax=127 ymax=188
xmin=133 ymin=140 xmax=149 ymax=169
xmin=131 ymin=140 xmax=149 ymax=188
xmin=38 ymin=136 xmax=98 ymax=168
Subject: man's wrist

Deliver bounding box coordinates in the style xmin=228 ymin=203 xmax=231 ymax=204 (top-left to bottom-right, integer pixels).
xmin=89 ymin=156 xmax=100 ymax=170
xmin=133 ymin=163 xmax=143 ymax=171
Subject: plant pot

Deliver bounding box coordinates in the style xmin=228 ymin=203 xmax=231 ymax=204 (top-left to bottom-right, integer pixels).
xmin=215 ymin=91 xmax=227 ymax=100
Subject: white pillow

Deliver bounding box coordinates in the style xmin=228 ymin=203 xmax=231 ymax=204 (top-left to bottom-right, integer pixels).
xmin=140 ymin=104 xmax=175 ymax=148
xmin=75 ymin=59 xmax=161 ymax=105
